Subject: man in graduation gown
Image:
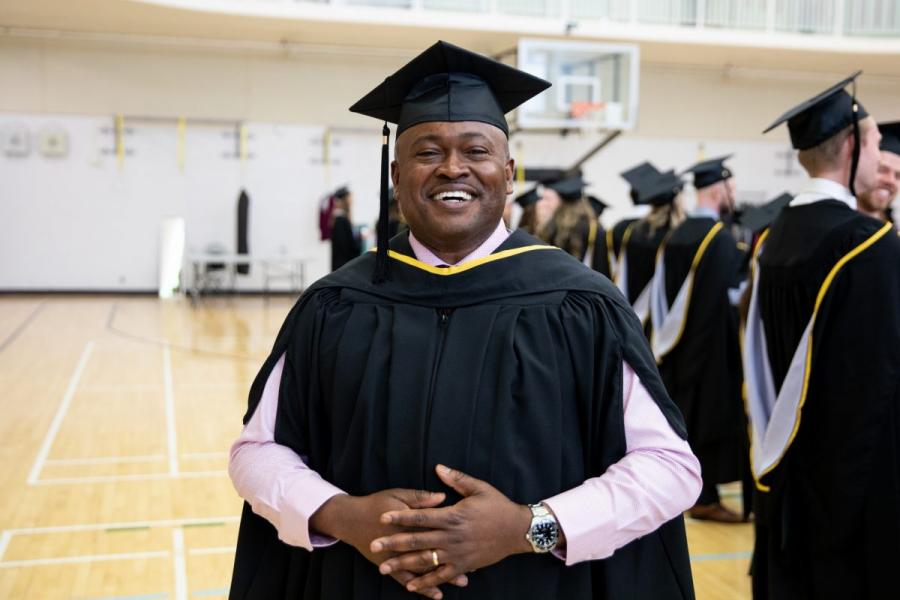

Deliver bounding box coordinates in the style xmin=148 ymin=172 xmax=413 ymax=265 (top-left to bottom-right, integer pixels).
xmin=857 ymin=121 xmax=900 ymax=225
xmin=650 ymin=157 xmax=746 ymax=523
xmin=227 ymin=41 xmax=701 ymax=600
xmin=615 ymin=169 xmax=685 ymax=330
xmin=745 ymin=73 xmax=900 ymax=599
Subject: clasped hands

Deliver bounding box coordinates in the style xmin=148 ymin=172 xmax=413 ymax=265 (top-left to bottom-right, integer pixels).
xmin=312 ymin=464 xmax=534 ymax=600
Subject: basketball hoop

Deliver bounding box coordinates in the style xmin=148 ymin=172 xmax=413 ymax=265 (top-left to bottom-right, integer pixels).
xmin=569 ymin=101 xmax=606 ymax=121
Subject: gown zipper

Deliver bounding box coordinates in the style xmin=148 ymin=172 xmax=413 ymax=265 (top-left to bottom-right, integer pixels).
xmin=422 ymin=308 xmax=452 ymax=484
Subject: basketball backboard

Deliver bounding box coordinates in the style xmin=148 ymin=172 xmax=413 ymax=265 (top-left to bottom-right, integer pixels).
xmin=516 ymin=38 xmax=640 ymax=131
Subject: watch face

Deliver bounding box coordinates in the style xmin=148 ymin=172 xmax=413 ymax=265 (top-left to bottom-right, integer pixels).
xmin=531 ymin=519 xmax=557 ymax=550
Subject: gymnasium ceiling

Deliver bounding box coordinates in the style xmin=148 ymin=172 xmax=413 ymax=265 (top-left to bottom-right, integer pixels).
xmin=2 ymin=0 xmax=900 ymax=77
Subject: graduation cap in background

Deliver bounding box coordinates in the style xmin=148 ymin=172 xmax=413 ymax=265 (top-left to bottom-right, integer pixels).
xmin=349 ymin=41 xmax=552 ymax=282
xmin=763 ymin=71 xmax=867 ymax=195
xmin=333 ymin=186 xmax=351 ymax=200
xmin=738 ymin=192 xmax=793 ymax=233
xmin=545 ymin=175 xmax=587 ymax=202
xmin=620 ymin=162 xmax=661 ymax=204
xmin=635 ymin=170 xmax=684 ymax=206
xmin=683 ymin=155 xmax=733 ymax=190
xmin=587 ymin=195 xmax=609 ymax=217
xmin=514 ymin=185 xmax=543 ymax=209
xmin=880 ymin=121 xmax=900 ymax=156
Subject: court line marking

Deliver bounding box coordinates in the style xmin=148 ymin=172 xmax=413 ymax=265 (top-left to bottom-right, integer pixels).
xmin=690 ymin=550 xmax=752 ymax=562
xmin=45 ymin=454 xmax=166 ymax=466
xmin=172 ymin=529 xmax=188 ymax=600
xmin=192 ymin=589 xmax=228 ymax=597
xmin=0 ymin=550 xmax=170 ymax=568
xmin=163 ymin=346 xmax=180 ymax=476
xmin=1 ymin=515 xmax=240 ymax=537
xmin=0 ymin=531 xmax=11 ymax=562
xmin=27 ymin=341 xmax=95 ymax=485
xmin=30 ymin=470 xmax=227 ymax=485
xmin=78 ymin=594 xmax=168 ymax=600
xmin=0 ymin=300 xmax=46 ymax=354
xmin=78 ymin=594 xmax=169 ymax=600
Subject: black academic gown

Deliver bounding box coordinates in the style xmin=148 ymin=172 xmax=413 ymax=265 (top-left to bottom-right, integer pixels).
xmin=609 ymin=218 xmax=637 ymax=262
xmin=623 ymin=221 xmax=668 ymax=307
xmin=752 ymin=200 xmax=900 ymax=599
xmin=331 ymin=214 xmax=362 ymax=271
xmin=229 ymin=229 xmax=695 ymax=600
xmin=590 ymin=221 xmax=612 ymax=279
xmin=655 ymin=217 xmax=745 ymax=486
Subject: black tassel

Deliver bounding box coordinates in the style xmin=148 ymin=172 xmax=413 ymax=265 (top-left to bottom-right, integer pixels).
xmin=849 ymin=79 xmax=861 ymax=198
xmin=373 ymin=122 xmax=391 ymax=283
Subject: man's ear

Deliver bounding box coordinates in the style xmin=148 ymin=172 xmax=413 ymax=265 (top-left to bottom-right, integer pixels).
xmin=391 ymin=160 xmax=399 ymax=189
xmin=506 ymin=157 xmax=515 ymax=195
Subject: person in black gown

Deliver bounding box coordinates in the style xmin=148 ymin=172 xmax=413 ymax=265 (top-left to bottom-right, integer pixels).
xmin=330 ymin=186 xmax=362 ymax=271
xmin=614 ymin=169 xmax=686 ymax=331
xmin=228 ymin=41 xmax=701 ymax=600
xmin=651 ymin=156 xmax=747 ymax=523
xmin=745 ymin=72 xmax=900 ymax=599
xmin=606 ymin=161 xmax=660 ymax=280
xmin=538 ymin=176 xmax=612 ymax=278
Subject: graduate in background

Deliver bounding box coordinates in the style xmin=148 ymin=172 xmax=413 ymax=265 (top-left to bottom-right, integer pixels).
xmin=746 ymin=73 xmax=900 ymax=599
xmin=512 ymin=184 xmax=543 ymax=234
xmin=587 ymin=194 xmax=612 ymax=277
xmin=857 ymin=121 xmax=900 ymax=225
xmin=330 ymin=186 xmax=362 ymax=271
xmin=614 ymin=169 xmax=686 ymax=329
xmin=650 ymin=157 xmax=747 ymax=523
xmin=376 ymin=188 xmax=407 ymax=248
xmin=539 ymin=176 xmax=612 ymax=277
xmin=606 ymin=161 xmax=660 ymax=279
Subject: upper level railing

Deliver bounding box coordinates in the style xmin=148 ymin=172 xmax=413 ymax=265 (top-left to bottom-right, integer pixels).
xmin=265 ymin=0 xmax=900 ymax=36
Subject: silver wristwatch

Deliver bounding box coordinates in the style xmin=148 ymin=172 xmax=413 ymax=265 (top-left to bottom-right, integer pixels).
xmin=525 ymin=503 xmax=559 ymax=553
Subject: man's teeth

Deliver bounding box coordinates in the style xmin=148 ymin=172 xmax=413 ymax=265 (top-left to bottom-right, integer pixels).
xmin=434 ymin=191 xmax=473 ymax=202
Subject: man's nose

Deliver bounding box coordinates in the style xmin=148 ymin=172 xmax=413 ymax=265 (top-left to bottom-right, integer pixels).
xmin=436 ymin=151 xmax=469 ymax=179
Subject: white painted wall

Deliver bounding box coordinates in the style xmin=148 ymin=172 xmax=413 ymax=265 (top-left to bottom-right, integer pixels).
xmin=1 ymin=36 xmax=898 ymax=290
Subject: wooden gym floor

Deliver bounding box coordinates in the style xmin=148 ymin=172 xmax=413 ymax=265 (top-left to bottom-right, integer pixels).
xmin=0 ymin=295 xmax=752 ymax=599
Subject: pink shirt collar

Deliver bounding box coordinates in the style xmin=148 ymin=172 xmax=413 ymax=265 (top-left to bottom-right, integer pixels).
xmin=407 ymin=220 xmax=511 ymax=266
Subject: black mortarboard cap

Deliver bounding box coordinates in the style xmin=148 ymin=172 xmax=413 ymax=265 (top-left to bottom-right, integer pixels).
xmin=546 ymin=176 xmax=587 ymax=202
xmin=635 ymin=170 xmax=683 ymax=206
xmin=684 ymin=155 xmax=733 ymax=190
xmin=763 ymin=71 xmax=867 ymax=150
xmin=880 ymin=121 xmax=900 ymax=156
xmin=587 ymin=195 xmax=609 ymax=216
xmin=333 ymin=186 xmax=350 ymax=199
xmin=350 ymin=40 xmax=551 ymax=137
xmin=514 ymin=185 xmax=543 ymax=209
xmin=620 ymin=162 xmax=661 ymax=204
xmin=738 ymin=192 xmax=793 ymax=233
xmin=349 ymin=41 xmax=551 ymax=283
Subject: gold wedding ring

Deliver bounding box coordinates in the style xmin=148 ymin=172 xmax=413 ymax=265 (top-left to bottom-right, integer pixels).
xmin=431 ymin=550 xmax=440 ymax=567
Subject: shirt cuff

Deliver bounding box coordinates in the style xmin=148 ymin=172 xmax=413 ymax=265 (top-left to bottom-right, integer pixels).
xmin=275 ymin=473 xmax=346 ymax=549
xmin=543 ymin=485 xmax=617 ymax=566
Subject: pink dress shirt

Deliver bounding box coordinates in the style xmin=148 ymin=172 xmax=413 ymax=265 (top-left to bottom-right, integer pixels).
xmin=229 ymin=221 xmax=701 ymax=565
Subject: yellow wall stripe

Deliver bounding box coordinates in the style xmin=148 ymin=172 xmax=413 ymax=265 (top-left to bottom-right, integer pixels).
xmin=370 ymin=244 xmax=558 ymax=276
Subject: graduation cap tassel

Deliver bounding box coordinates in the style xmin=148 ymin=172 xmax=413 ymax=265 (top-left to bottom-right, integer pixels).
xmin=849 ymin=80 xmax=861 ymax=198
xmin=373 ymin=122 xmax=391 ymax=284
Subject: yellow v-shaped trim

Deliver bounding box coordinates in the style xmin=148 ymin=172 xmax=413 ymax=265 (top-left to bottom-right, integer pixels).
xmin=371 ymin=244 xmax=558 ymax=276
xmin=745 ymin=221 xmax=893 ymax=491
